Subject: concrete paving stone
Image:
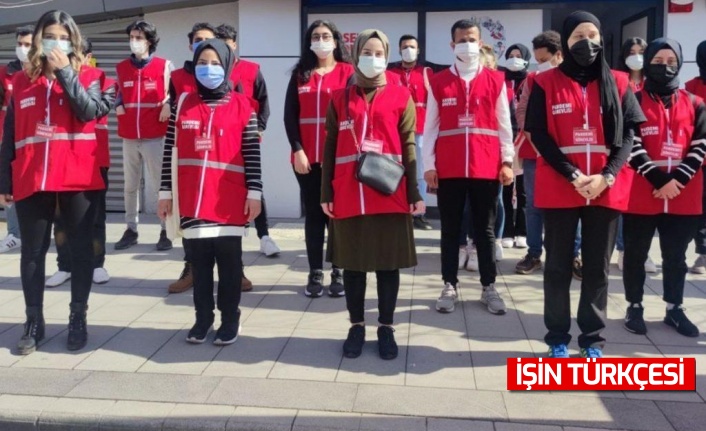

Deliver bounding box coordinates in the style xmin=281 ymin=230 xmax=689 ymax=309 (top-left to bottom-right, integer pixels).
xmin=162 ymin=403 xmax=235 ymax=431
xmin=66 ymin=371 xmax=221 ymax=404
xmin=296 ymin=296 xmax=351 ymax=332
xmin=654 ymin=401 xmax=706 ymax=431
xmin=468 ymin=338 xmax=534 ymax=391
xmin=0 ymin=394 xmax=56 ymax=431
xmin=87 ymin=293 xmax=163 ymax=324
xmin=132 ymin=300 xmax=195 ymax=324
xmin=657 ymin=345 xmax=706 ymax=401
xmin=404 ymin=333 xmax=475 ymax=389
xmin=336 ymin=327 xmax=409 ymax=386
xmin=359 ymin=413 xmax=426 ymax=431
xmin=38 ymin=397 xmax=116 ymax=431
xmin=292 ymin=410 xmax=362 ymax=431
xmin=99 ymin=400 xmax=175 ymax=431
xmin=242 ymin=291 xmax=309 ymax=329
xmin=562 ymin=428 xmax=629 ymax=431
xmin=354 ymin=384 xmax=507 ymax=420
xmin=206 ymin=377 xmax=357 ymax=412
xmin=503 ymin=392 xmax=673 ymax=430
xmin=226 ymin=406 xmax=297 ymax=431
xmin=494 ymin=422 xmax=563 ymax=431
xmin=269 ymin=328 xmax=343 ymax=382
xmin=426 ymin=418 xmax=495 ymax=431
xmin=136 ymin=328 xmax=223 ymax=375
xmin=0 ymin=367 xmax=90 ymax=397
xmin=203 ymin=326 xmax=291 ymax=378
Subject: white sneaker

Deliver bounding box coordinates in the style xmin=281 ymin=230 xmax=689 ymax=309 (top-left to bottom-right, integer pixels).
xmin=466 ymin=244 xmax=479 ymax=271
xmin=691 ymin=255 xmax=706 ymax=274
xmin=618 ymin=251 xmax=624 ymax=271
xmin=480 ymin=284 xmax=507 ymax=315
xmin=495 ymin=240 xmax=504 ymax=261
xmin=93 ymin=267 xmax=110 ymax=284
xmin=259 ymin=235 xmax=280 ymax=257
xmin=644 ymin=257 xmax=657 ymax=274
xmin=458 ymin=247 xmax=469 ymax=269
xmin=514 ymin=236 xmax=527 ymax=249
xmin=46 ymin=271 xmax=71 ymax=288
xmin=0 ymin=234 xmax=21 ymax=254
xmin=501 ymin=238 xmax=514 ymax=249
xmin=436 ymin=282 xmax=459 ymax=313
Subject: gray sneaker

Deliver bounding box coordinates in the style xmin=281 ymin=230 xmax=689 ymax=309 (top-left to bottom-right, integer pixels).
xmin=436 ymin=283 xmax=458 ymax=313
xmin=690 ymin=255 xmax=706 ymax=274
xmin=480 ymin=284 xmax=506 ymax=315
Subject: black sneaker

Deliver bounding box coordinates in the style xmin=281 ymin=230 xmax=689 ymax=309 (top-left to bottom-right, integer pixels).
xmin=413 ymin=215 xmax=433 ymax=231
xmin=186 ymin=318 xmax=213 ymax=344
xmin=664 ymin=306 xmax=700 ymax=337
xmin=156 ymin=230 xmax=173 ymax=251
xmin=305 ymin=270 xmax=324 ymax=298
xmin=114 ymin=228 xmax=138 ymax=250
xmin=214 ymin=322 xmax=239 ymax=346
xmin=624 ymin=303 xmax=647 ymax=335
xmin=572 ymin=257 xmax=583 ymax=281
xmin=343 ymin=325 xmax=366 ymax=358
xmin=515 ymin=254 xmax=542 ymax=275
xmin=328 ymin=269 xmax=345 ymax=298
xmin=377 ymin=325 xmax=398 ymax=360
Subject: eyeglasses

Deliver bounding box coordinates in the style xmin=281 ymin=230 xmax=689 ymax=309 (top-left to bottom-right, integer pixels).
xmin=311 ymin=34 xmax=333 ymax=42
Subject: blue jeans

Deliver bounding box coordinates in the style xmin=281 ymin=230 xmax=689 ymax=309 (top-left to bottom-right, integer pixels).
xmin=495 ymin=182 xmax=505 ymax=239
xmin=415 ymin=134 xmax=427 ymax=210
xmin=616 ymin=215 xmax=624 ymax=252
xmin=3 ymin=204 xmax=20 ymax=238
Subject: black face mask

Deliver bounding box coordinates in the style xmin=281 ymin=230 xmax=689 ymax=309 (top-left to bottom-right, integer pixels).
xmin=570 ymin=39 xmax=602 ymax=67
xmin=645 ymin=64 xmax=679 ymax=85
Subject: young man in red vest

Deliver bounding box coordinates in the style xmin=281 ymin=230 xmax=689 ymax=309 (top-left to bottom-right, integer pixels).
xmin=423 ymin=20 xmax=514 ymax=316
xmin=216 ymin=24 xmax=281 ymax=258
xmin=115 ymin=20 xmax=174 ymax=252
xmin=0 ymin=25 xmax=32 ymax=255
xmin=388 ymin=34 xmax=434 ymax=231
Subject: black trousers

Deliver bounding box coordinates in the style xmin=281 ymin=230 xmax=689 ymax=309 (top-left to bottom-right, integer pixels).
xmin=55 ymin=168 xmax=108 ymax=271
xmin=295 ymin=164 xmax=330 ymax=272
xmin=502 ymin=174 xmax=526 ymax=238
xmin=623 ymin=213 xmax=699 ymax=306
xmin=438 ymin=178 xmax=499 ymax=286
xmin=16 ymin=191 xmax=99 ymax=308
xmin=344 ymin=269 xmax=400 ymax=325
xmin=695 ymin=167 xmax=706 ymax=255
xmin=254 ymin=197 xmax=270 ymax=239
xmin=186 ymin=236 xmax=243 ymax=323
xmin=543 ymin=206 xmax=619 ymax=349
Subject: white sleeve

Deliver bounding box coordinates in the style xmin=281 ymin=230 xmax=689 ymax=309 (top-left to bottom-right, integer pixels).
xmin=422 ymin=88 xmax=440 ymax=173
xmin=496 ymin=83 xmax=514 ymax=164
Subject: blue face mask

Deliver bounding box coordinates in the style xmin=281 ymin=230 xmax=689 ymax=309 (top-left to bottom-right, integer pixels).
xmin=195 ymin=64 xmax=225 ymax=89
xmin=42 ymin=39 xmax=72 ymax=55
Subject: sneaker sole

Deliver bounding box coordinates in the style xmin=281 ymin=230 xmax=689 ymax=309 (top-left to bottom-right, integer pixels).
xmin=93 ymin=279 xmax=110 ymax=285
xmin=664 ymin=318 xmax=700 ymax=338
xmin=46 ymin=278 xmax=71 ymax=288
xmin=186 ymin=337 xmax=207 ymax=344
xmin=343 ymin=349 xmax=363 ymax=359
xmin=515 ymin=265 xmax=542 ymax=275
xmin=328 ymin=289 xmax=345 ymax=298
xmin=213 ymin=334 xmax=239 ymax=346
xmin=67 ymin=341 xmax=87 ymax=351
xmin=304 ymin=289 xmax=324 ymax=298
xmin=480 ymin=299 xmax=506 ymax=315
xmin=114 ymin=241 xmax=138 ymax=250
xmin=168 ymin=286 xmax=193 ymax=294
xmin=156 ymin=245 xmax=173 ymax=251
xmin=623 ymin=323 xmax=647 ymax=335
xmin=435 ymin=304 xmax=456 ymax=313
xmin=17 ymin=345 xmax=37 ymax=355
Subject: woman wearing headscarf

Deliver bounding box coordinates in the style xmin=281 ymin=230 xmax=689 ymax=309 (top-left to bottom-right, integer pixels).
xmin=525 ymin=11 xmax=645 ymax=358
xmin=320 ymin=29 xmax=424 ymax=360
xmin=622 ymin=38 xmax=706 ymax=338
xmin=158 ymin=38 xmax=262 ymax=346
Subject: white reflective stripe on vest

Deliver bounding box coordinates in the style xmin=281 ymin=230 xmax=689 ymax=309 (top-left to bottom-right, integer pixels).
xmin=95 ymin=124 xmax=109 ymax=130
xmin=415 ymin=103 xmax=427 ymax=108
xmin=15 ymin=133 xmax=97 ymax=150
xmin=123 ymin=103 xmax=161 ymax=108
xmin=653 ymin=159 xmax=683 ymax=167
xmin=1 ymin=106 xmax=6 ymax=112
xmin=438 ymin=128 xmax=500 ymax=138
xmin=299 ymin=118 xmax=324 ymax=125
xmin=559 ymin=145 xmax=610 ymax=155
xmin=335 ymin=153 xmax=403 ymax=165
xmin=178 ymin=158 xmax=245 ymax=173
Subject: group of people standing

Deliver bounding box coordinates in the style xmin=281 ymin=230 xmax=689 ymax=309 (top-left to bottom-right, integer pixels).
xmin=0 ymin=8 xmax=704 ymax=360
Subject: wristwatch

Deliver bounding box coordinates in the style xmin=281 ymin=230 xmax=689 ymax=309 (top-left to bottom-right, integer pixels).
xmin=602 ymin=173 xmax=616 ymax=188
xmin=570 ymin=170 xmax=584 ymax=181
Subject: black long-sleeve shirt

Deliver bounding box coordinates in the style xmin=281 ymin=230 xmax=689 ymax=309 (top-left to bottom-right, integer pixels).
xmin=234 ymin=64 xmax=269 ymax=132
xmin=283 ymin=73 xmax=303 ymax=153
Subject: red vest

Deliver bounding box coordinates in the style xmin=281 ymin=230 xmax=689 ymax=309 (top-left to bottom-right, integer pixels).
xmin=116 ymin=56 xmax=169 ymax=140
xmin=176 ymin=92 xmax=253 ymax=226
xmin=388 ymin=64 xmax=432 ymax=134
xmin=685 ymin=77 xmax=706 ymax=100
xmin=171 ymin=67 xmax=197 ymax=100
xmin=11 ymin=67 xmax=104 ymax=201
xmin=0 ymin=65 xmax=15 ymax=142
xmin=329 ymin=85 xmax=410 ymax=219
xmin=96 ymin=74 xmax=115 ymax=169
xmin=517 ymin=72 xmax=538 ymax=160
xmin=296 ymin=62 xmax=354 ymax=164
xmin=430 ymin=67 xmax=505 ymax=180
xmin=533 ymin=68 xmax=631 ymax=211
xmin=230 ymin=59 xmax=260 ymax=114
xmin=627 ymin=90 xmax=702 ymax=215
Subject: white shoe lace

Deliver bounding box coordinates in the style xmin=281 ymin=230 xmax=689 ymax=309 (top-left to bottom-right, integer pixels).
xmin=439 ymin=284 xmax=457 ymax=301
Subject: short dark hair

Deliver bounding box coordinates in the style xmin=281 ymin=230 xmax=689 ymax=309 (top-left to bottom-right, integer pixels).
xmin=399 ymin=34 xmax=417 ymax=47
xmin=451 ymin=19 xmax=481 ymax=41
xmin=532 ymin=30 xmax=561 ymax=54
xmin=81 ymin=37 xmax=93 ymax=56
xmin=187 ymin=22 xmax=217 ymax=44
xmin=15 ymin=25 xmax=34 ymax=38
xmin=216 ymin=24 xmax=237 ymax=42
xmin=126 ymin=20 xmax=159 ymax=54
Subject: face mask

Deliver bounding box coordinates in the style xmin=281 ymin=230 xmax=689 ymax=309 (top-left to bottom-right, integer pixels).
xmin=130 ymin=40 xmax=148 ymax=56
xmin=310 ymin=40 xmax=335 ymax=59
xmin=192 ymin=40 xmax=204 ymax=52
xmin=401 ymin=47 xmax=418 ymax=63
xmin=645 ymin=63 xmax=679 ymax=85
xmin=625 ymin=54 xmax=644 ymax=71
xmin=357 ymin=55 xmax=387 ymax=78
xmin=42 ymin=39 xmax=72 ymax=55
xmin=15 ymin=46 xmax=30 ymax=63
xmin=454 ymin=42 xmax=480 ymax=72
xmin=505 ymin=57 xmax=527 ymax=72
xmin=536 ymin=60 xmax=555 ymax=73
xmin=569 ymin=38 xmax=602 ymax=67
xmin=195 ymin=64 xmax=225 ymax=89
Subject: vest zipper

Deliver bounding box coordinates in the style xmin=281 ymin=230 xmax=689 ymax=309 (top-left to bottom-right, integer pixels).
xmin=582 ymin=87 xmax=590 ymax=206
xmin=464 ymin=80 xmax=470 ymax=178
xmin=665 ymin=158 xmax=672 ymax=213
xmin=195 ymin=108 xmax=215 ymax=218
xmin=41 ymin=80 xmax=55 ymax=191
xmin=315 ymin=75 xmax=323 ymax=164
xmin=136 ymin=69 xmax=142 ymax=140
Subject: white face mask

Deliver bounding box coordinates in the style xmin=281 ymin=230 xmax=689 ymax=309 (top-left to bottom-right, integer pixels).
xmin=625 ymin=54 xmax=644 ymax=71
xmin=310 ymin=40 xmax=335 ymax=59
xmin=454 ymin=42 xmax=480 ymax=71
xmin=536 ymin=60 xmax=555 ymax=73
xmin=15 ymin=46 xmax=30 ymax=63
xmin=358 ymin=55 xmax=387 ymax=78
xmin=130 ymin=40 xmax=148 ymax=56
xmin=401 ymin=47 xmax=418 ymax=63
xmin=505 ymin=57 xmax=528 ymax=72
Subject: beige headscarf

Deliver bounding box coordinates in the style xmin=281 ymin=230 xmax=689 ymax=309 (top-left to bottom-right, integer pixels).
xmin=352 ymin=29 xmax=389 ymax=88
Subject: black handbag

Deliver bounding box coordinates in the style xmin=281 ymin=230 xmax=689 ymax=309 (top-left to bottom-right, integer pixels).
xmin=345 ymin=86 xmax=405 ymax=196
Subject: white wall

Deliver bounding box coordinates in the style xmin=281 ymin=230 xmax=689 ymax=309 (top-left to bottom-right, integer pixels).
xmin=666 ymin=1 xmax=706 ymax=86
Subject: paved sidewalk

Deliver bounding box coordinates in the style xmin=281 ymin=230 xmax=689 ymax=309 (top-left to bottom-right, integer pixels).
xmin=0 ymin=214 xmax=704 ymax=431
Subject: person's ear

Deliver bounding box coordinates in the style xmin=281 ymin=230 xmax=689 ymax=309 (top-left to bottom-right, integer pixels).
xmin=449 ymin=41 xmax=455 ymax=50
xmin=478 ymin=40 xmax=483 ymax=48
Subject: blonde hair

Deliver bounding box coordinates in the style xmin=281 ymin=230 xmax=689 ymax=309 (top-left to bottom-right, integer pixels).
xmin=480 ymin=45 xmax=497 ymax=70
xmin=26 ymin=10 xmax=84 ymax=81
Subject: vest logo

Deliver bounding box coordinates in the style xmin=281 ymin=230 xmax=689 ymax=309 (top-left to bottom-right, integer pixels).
xmin=641 ymin=126 xmax=660 ymax=136
xmin=339 ymin=120 xmax=354 ymax=131
xmin=552 ymin=103 xmax=572 ymax=115
xmin=20 ymin=97 xmax=35 ymax=109
xmin=298 ymin=86 xmax=311 ymax=94
xmin=442 ymin=97 xmax=457 ymax=107
xmin=181 ymin=120 xmax=200 ymax=130
xmin=123 ymin=81 xmax=134 ymax=88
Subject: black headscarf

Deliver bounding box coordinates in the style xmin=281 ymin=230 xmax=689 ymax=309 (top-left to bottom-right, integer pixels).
xmin=559 ymin=11 xmax=623 ymax=149
xmin=617 ymin=37 xmax=647 ymax=73
xmin=503 ymin=43 xmax=531 ymax=84
xmin=697 ymin=40 xmax=706 ymax=81
xmin=643 ymin=37 xmax=682 ymax=97
xmin=192 ymin=38 xmax=235 ymax=99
